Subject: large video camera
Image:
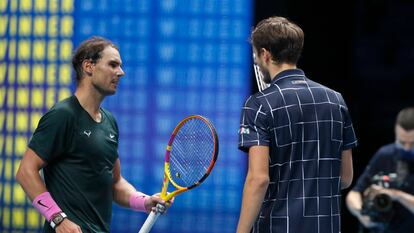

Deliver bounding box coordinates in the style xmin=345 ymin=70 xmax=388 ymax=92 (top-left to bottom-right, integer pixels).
xmin=361 ymin=173 xmax=400 ymax=223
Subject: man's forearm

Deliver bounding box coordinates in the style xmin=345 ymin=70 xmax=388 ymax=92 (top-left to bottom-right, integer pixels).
xmin=346 ymin=191 xmax=363 ymax=218
xmin=237 ymin=175 xmax=269 ymax=233
xmin=16 ymin=168 xmax=48 ymax=201
xmin=112 ymin=177 xmax=137 ymax=207
xmin=392 ymin=189 xmax=414 ymax=214
xmin=16 ymin=149 xmax=48 ymax=201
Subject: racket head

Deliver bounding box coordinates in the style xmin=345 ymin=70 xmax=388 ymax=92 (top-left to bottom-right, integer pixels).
xmin=162 ymin=115 xmax=218 ymax=200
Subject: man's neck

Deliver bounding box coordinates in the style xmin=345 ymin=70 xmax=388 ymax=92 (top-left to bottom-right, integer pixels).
xmin=269 ymin=63 xmax=297 ymax=81
xmin=74 ymin=84 xmax=104 ymax=122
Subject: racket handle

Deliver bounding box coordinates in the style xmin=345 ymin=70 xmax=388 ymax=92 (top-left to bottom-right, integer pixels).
xmin=138 ymin=204 xmax=163 ymax=233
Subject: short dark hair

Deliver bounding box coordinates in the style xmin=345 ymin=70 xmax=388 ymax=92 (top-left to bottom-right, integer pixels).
xmin=251 ymin=16 xmax=304 ymax=64
xmin=72 ymin=36 xmax=118 ymax=85
xmin=396 ymin=107 xmax=414 ymax=131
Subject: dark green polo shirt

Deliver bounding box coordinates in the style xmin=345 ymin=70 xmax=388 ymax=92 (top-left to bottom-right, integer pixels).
xmin=29 ymin=96 xmax=119 ymax=233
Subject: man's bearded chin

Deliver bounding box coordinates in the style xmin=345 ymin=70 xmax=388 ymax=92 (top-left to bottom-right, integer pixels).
xmin=261 ymin=68 xmax=272 ymax=84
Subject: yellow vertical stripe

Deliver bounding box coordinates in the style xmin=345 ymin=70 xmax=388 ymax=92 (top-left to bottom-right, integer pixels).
xmin=0 ymin=64 xmax=4 ymax=86
xmin=58 ymin=88 xmax=71 ymax=101
xmin=0 ymin=147 xmax=3 ymax=170
xmin=7 ymin=86 xmax=15 ymax=108
xmin=8 ymin=38 xmax=16 ymax=59
xmin=49 ymin=0 xmax=59 ymax=13
xmin=32 ymin=64 xmax=45 ymax=84
xmin=18 ymin=40 xmax=31 ymax=60
xmin=17 ymin=88 xmax=30 ymax=108
xmin=46 ymin=88 xmax=56 ymax=109
xmin=0 ymin=0 xmax=8 ymax=12
xmin=2 ymin=2 xmax=75 ymax=231
xmin=47 ymin=64 xmax=56 ymax=84
xmin=34 ymin=16 xmax=46 ymax=36
xmin=16 ymin=111 xmax=29 ymax=132
xmin=60 ymin=39 xmax=72 ymax=60
xmin=6 ymin=111 xmax=14 ymax=132
xmin=0 ymin=163 xmax=2 ymax=190
xmin=59 ymin=64 xmax=71 ymax=84
xmin=28 ymin=209 xmax=41 ymax=227
xmin=0 ymin=39 xmax=7 ymax=61
xmin=0 ymin=16 xmax=7 ymax=36
xmin=19 ymin=16 xmax=32 ymax=36
xmin=15 ymin=136 xmax=28 ymax=157
xmin=20 ymin=0 xmax=33 ymax=12
xmin=33 ymin=39 xmax=46 ymax=60
xmin=5 ymin=159 xmax=13 ymax=180
xmin=30 ymin=112 xmax=42 ymax=131
xmin=2 ymin=207 xmax=10 ymax=227
xmin=31 ymin=88 xmax=44 ymax=108
xmin=14 ymin=183 xmax=27 ymax=204
xmin=13 ymin=208 xmax=25 ymax=226
xmin=47 ymin=40 xmax=57 ymax=61
xmin=7 ymin=63 xmax=15 ymax=84
xmin=0 ymin=87 xmax=5 ymax=108
xmin=48 ymin=15 xmax=58 ymax=37
xmin=34 ymin=0 xmax=47 ymax=12
xmin=61 ymin=0 xmax=74 ymax=13
xmin=6 ymin=135 xmax=13 ymax=156
xmin=0 ymin=40 xmax=8 ymax=63
xmin=0 ymin=135 xmax=3 ymax=155
xmin=61 ymin=16 xmax=73 ymax=36
xmin=10 ymin=0 xmax=17 ymax=11
xmin=17 ymin=64 xmax=30 ymax=85
xmin=9 ymin=15 xmax=17 ymax=36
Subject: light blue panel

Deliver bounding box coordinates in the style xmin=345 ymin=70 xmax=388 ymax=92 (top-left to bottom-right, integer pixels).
xmin=72 ymin=0 xmax=253 ymax=232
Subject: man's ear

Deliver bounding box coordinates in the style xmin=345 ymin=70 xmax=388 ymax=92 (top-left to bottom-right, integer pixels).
xmin=82 ymin=59 xmax=94 ymax=76
xmin=260 ymin=48 xmax=272 ymax=63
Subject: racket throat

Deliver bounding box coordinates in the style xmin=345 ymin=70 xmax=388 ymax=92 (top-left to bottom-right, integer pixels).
xmin=161 ymin=163 xmax=170 ymax=200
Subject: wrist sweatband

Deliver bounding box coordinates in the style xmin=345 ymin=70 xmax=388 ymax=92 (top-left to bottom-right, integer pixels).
xmin=129 ymin=192 xmax=150 ymax=212
xmin=32 ymin=192 xmax=62 ymax=222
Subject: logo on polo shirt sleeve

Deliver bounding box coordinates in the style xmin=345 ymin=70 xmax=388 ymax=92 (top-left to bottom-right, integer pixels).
xmin=239 ymin=127 xmax=250 ymax=135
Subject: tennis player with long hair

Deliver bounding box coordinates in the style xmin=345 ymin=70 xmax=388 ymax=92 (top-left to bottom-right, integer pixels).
xmin=237 ymin=16 xmax=358 ymax=233
xmin=16 ymin=36 xmax=171 ymax=233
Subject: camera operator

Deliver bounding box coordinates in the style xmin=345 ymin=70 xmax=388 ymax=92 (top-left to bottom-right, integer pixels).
xmin=346 ymin=107 xmax=414 ymax=233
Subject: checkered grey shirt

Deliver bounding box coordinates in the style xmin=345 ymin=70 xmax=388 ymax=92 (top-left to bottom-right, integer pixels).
xmin=239 ymin=69 xmax=358 ymax=233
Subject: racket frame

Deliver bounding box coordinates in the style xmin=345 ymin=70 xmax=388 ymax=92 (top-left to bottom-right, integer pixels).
xmin=138 ymin=115 xmax=218 ymax=233
xmin=161 ymin=115 xmax=218 ymax=201
xmin=253 ymin=52 xmax=270 ymax=92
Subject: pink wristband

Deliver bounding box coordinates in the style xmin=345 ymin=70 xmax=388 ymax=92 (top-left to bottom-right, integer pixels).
xmin=129 ymin=192 xmax=150 ymax=212
xmin=32 ymin=192 xmax=62 ymax=222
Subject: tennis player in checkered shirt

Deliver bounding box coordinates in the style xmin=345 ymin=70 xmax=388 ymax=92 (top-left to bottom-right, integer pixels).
xmin=237 ymin=16 xmax=358 ymax=233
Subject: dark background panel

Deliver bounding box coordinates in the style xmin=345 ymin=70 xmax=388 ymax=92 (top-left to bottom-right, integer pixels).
xmin=254 ymin=1 xmax=414 ymax=232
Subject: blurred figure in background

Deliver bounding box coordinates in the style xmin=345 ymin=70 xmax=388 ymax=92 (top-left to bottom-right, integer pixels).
xmin=347 ymin=107 xmax=414 ymax=233
xmin=236 ymin=16 xmax=358 ymax=233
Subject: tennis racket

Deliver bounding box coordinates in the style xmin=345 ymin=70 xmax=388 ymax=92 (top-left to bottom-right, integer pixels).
xmin=138 ymin=115 xmax=219 ymax=233
xmin=253 ymin=52 xmax=270 ymax=92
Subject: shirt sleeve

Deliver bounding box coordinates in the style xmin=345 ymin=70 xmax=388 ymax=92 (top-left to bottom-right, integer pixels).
xmin=28 ymin=107 xmax=74 ymax=162
xmin=238 ymin=95 xmax=270 ymax=152
xmin=338 ymin=94 xmax=358 ymax=150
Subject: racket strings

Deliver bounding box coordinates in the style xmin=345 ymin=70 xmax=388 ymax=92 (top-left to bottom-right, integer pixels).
xmin=254 ymin=64 xmax=269 ymax=92
xmin=169 ymin=118 xmax=215 ymax=187
xmin=253 ymin=52 xmax=270 ymax=92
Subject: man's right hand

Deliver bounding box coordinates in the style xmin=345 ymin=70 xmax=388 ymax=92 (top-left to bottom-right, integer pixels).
xmin=55 ymin=219 xmax=82 ymax=233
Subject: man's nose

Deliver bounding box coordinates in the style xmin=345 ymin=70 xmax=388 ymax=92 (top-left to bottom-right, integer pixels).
xmin=117 ymin=67 xmax=125 ymax=77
